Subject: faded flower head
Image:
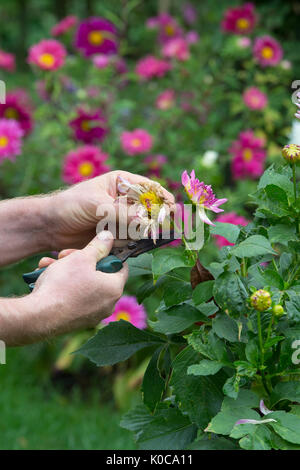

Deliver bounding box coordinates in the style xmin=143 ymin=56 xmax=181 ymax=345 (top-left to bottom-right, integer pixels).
xmin=221 ymin=3 xmax=257 ymax=35
xmin=62 ymin=145 xmax=110 ymax=184
xmin=102 ymin=296 xmax=147 ymax=329
xmin=75 ymin=17 xmax=118 ymax=57
xmin=282 ymin=144 xmax=300 ymax=163
xmin=253 ymin=35 xmax=283 ymax=67
xmin=181 ymin=170 xmax=227 ymax=226
xmin=250 ymin=289 xmax=272 ymax=312
xmin=27 ymin=39 xmax=67 ymax=71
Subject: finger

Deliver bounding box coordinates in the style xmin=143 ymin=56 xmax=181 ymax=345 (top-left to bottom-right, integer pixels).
xmin=58 ymin=249 xmax=78 ymax=259
xmin=38 ymin=257 xmax=57 ymax=268
xmin=82 ymin=230 xmax=114 ymax=263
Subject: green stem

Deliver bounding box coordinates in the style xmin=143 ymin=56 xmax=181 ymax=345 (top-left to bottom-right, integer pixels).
xmin=256 ymin=310 xmax=271 ymax=396
xmin=292 ymin=163 xmax=300 ymax=236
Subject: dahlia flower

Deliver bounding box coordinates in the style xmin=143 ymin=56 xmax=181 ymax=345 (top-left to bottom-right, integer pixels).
xmin=162 ymin=38 xmax=190 ymax=61
xmin=120 ymin=129 xmax=153 ymax=156
xmin=0 ymin=93 xmax=33 ymax=135
xmin=253 ymin=36 xmax=283 ymax=67
xmin=0 ymin=119 xmax=24 ymax=162
xmin=156 ymin=89 xmax=175 ymax=110
xmin=146 ymin=13 xmax=183 ymax=44
xmin=102 ymin=296 xmax=147 ymax=329
xmin=51 ymin=15 xmax=78 ymax=36
xmin=62 ymin=145 xmax=110 ymax=184
xmin=75 ymin=17 xmax=118 ymax=57
xmin=282 ymin=144 xmax=300 ymax=163
xmin=181 ymin=170 xmax=227 ymax=226
xmin=213 ymin=212 xmax=249 ymax=248
xmin=230 ymin=130 xmax=266 ymax=180
xmin=27 ymin=39 xmax=67 ymax=71
xmin=0 ymin=50 xmax=15 ymax=72
xmin=92 ymin=54 xmax=110 ymax=69
xmin=69 ymin=108 xmax=108 ymax=144
xmin=185 ymin=31 xmax=199 ymax=44
xmin=243 ymin=87 xmax=268 ymax=110
xmin=221 ymin=3 xmax=257 ymax=35
xmin=135 ymin=55 xmax=172 ymax=80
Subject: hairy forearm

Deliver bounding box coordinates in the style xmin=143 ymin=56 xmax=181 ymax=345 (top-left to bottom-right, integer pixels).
xmin=0 ymin=196 xmax=53 ymax=266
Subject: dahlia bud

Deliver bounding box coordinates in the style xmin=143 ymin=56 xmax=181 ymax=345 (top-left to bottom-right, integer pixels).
xmin=250 ymin=289 xmax=272 ymax=312
xmin=272 ymin=304 xmax=285 ymax=317
xmin=282 ymin=144 xmax=300 ymax=163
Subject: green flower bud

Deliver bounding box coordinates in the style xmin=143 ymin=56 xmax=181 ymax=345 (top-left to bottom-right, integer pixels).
xmin=282 ymin=144 xmax=300 ymax=163
xmin=250 ymin=289 xmax=272 ymax=312
xmin=272 ymin=304 xmax=285 ymax=317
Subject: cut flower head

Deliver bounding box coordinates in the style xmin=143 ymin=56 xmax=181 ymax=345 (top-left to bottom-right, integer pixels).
xmin=181 ymin=169 xmax=227 ymax=226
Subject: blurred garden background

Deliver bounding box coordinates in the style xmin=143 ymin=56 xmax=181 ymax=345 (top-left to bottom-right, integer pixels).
xmin=0 ymin=0 xmax=300 ymax=450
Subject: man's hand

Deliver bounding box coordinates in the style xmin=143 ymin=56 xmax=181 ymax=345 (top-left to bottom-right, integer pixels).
xmin=47 ymin=170 xmax=175 ymax=250
xmin=0 ymin=231 xmax=128 ymax=346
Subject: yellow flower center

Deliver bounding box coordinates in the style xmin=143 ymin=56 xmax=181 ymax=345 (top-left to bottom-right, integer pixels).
xmin=39 ymin=53 xmax=55 ymax=68
xmin=243 ymin=148 xmax=253 ymax=161
xmin=4 ymin=107 xmax=19 ymax=119
xmin=88 ymin=30 xmax=104 ymax=45
xmin=131 ymin=138 xmax=142 ymax=148
xmin=116 ymin=311 xmax=130 ymax=322
xmin=139 ymin=191 xmax=163 ymax=215
xmin=81 ymin=120 xmax=91 ymax=132
xmin=79 ymin=161 xmax=94 ymax=177
xmin=236 ymin=18 xmax=250 ymax=31
xmin=261 ymin=47 xmax=274 ymax=59
xmin=0 ymin=136 xmax=8 ymax=148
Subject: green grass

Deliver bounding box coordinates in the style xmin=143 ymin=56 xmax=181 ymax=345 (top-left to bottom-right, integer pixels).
xmin=0 ymin=347 xmax=136 ymax=450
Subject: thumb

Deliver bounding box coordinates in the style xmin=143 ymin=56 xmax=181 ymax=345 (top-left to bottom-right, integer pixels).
xmin=82 ymin=231 xmax=114 ymax=263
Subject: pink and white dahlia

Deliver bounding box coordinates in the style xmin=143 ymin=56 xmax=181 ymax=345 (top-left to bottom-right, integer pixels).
xmin=27 ymin=39 xmax=67 ymax=71
xmin=135 ymin=55 xmax=172 ymax=80
xmin=253 ymin=36 xmax=283 ymax=67
xmin=0 ymin=119 xmax=24 ymax=162
xmin=213 ymin=212 xmax=249 ymax=248
xmin=102 ymin=296 xmax=147 ymax=329
xmin=221 ymin=3 xmax=257 ymax=35
xmin=120 ymin=129 xmax=153 ymax=156
xmin=230 ymin=130 xmax=266 ymax=180
xmin=75 ymin=17 xmax=118 ymax=57
xmin=62 ymin=145 xmax=110 ymax=184
xmin=237 ymin=36 xmax=251 ymax=48
xmin=69 ymin=108 xmax=108 ymax=144
xmin=0 ymin=50 xmax=15 ymax=72
xmin=181 ymin=170 xmax=227 ymax=226
xmin=162 ymin=38 xmax=190 ymax=61
xmin=156 ymin=89 xmax=175 ymax=110
xmin=0 ymin=92 xmax=33 ymax=135
xmin=243 ymin=87 xmax=267 ymax=110
xmin=51 ymin=15 xmax=78 ymax=36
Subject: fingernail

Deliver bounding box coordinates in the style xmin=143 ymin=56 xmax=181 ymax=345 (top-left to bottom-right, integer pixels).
xmin=97 ymin=231 xmax=113 ymax=241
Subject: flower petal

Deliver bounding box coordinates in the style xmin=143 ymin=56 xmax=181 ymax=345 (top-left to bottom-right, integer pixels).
xmin=198 ymin=206 xmax=215 ymax=226
xmin=235 ymin=418 xmax=277 ymax=426
xmin=260 ymin=400 xmax=272 ymax=415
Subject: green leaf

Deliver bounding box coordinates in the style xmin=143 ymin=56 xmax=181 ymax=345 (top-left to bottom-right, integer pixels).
xmin=152 ymin=247 xmax=194 ymax=278
xmin=163 ymin=280 xmax=192 ymax=307
xmin=137 ymin=280 xmax=157 ymax=303
xmin=188 ymin=360 xmax=223 ymax=376
xmin=223 ymin=375 xmax=240 ymax=399
xmin=213 ymin=272 xmax=248 ymax=317
xmin=230 ymin=235 xmax=276 ymax=258
xmin=120 ymin=404 xmax=156 ymax=433
xmin=76 ymin=320 xmax=165 ymax=366
xmin=238 ymin=426 xmax=273 ymax=450
xmin=142 ymin=347 xmax=165 ymax=412
xmin=149 ymin=303 xmax=207 ymax=335
xmin=260 ymin=269 xmax=284 ymax=290
xmin=268 ymin=224 xmax=297 ymax=246
xmin=245 ymin=339 xmax=260 ymax=366
xmin=271 ymin=382 xmax=300 ymax=407
xmin=286 ymin=291 xmax=300 ymax=322
xmin=265 ymin=184 xmax=289 ymax=205
xmin=192 ymin=280 xmax=214 ymax=305
xmin=268 ymin=411 xmax=300 ymax=444
xmin=210 ymin=222 xmax=240 ymax=244
xmin=212 ymin=315 xmax=239 ymax=342
xmin=128 ymin=253 xmax=153 ymax=276
xmin=258 ymin=165 xmax=293 ymax=196
xmin=189 ymin=437 xmax=239 ymax=450
xmin=197 ymin=301 xmax=219 ymax=317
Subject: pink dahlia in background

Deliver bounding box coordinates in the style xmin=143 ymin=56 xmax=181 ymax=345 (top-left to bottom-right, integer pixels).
xmin=27 ymin=39 xmax=66 ymax=71
xmin=243 ymin=87 xmax=267 ymax=110
xmin=146 ymin=13 xmax=183 ymax=44
xmin=75 ymin=17 xmax=118 ymax=57
xmin=237 ymin=36 xmax=251 ymax=48
xmin=102 ymin=296 xmax=147 ymax=329
xmin=213 ymin=212 xmax=249 ymax=248
xmin=62 ymin=145 xmax=110 ymax=184
xmin=0 ymin=92 xmax=33 ymax=135
xmin=121 ymin=129 xmax=153 ymax=156
xmin=182 ymin=3 xmax=197 ymax=25
xmin=51 ymin=15 xmax=78 ymax=36
xmin=69 ymin=108 xmax=108 ymax=144
xmin=221 ymin=3 xmax=257 ymax=35
xmin=144 ymin=154 xmax=167 ymax=177
xmin=230 ymin=130 xmax=266 ymax=180
xmin=185 ymin=31 xmax=199 ymax=44
xmin=0 ymin=119 xmax=24 ymax=162
xmin=0 ymin=50 xmax=15 ymax=72
xmin=162 ymin=38 xmax=190 ymax=61
xmin=253 ymin=36 xmax=283 ymax=67
xmin=135 ymin=55 xmax=171 ymax=80
xmin=92 ymin=53 xmax=110 ymax=69
xmin=156 ymin=89 xmax=175 ymax=110
xmin=181 ymin=170 xmax=227 ymax=225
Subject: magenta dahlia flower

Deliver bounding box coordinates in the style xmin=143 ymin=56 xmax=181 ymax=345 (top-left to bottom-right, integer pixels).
xmin=243 ymin=87 xmax=268 ymax=110
xmin=51 ymin=15 xmax=78 ymax=36
xmin=162 ymin=38 xmax=190 ymax=61
xmin=0 ymin=50 xmax=15 ymax=72
xmin=69 ymin=109 xmax=108 ymax=144
xmin=0 ymin=93 xmax=33 ymax=135
xmin=156 ymin=89 xmax=175 ymax=110
xmin=27 ymin=39 xmax=67 ymax=71
xmin=135 ymin=55 xmax=171 ymax=80
xmin=0 ymin=119 xmax=24 ymax=162
xmin=102 ymin=296 xmax=147 ymax=329
xmin=221 ymin=3 xmax=257 ymax=35
xmin=213 ymin=212 xmax=249 ymax=248
xmin=181 ymin=170 xmax=227 ymax=226
xmin=253 ymin=36 xmax=283 ymax=67
xmin=121 ymin=129 xmax=153 ymax=156
xmin=75 ymin=17 xmax=118 ymax=57
xmin=230 ymin=130 xmax=266 ymax=180
xmin=62 ymin=145 xmax=110 ymax=184
xmin=146 ymin=13 xmax=183 ymax=44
